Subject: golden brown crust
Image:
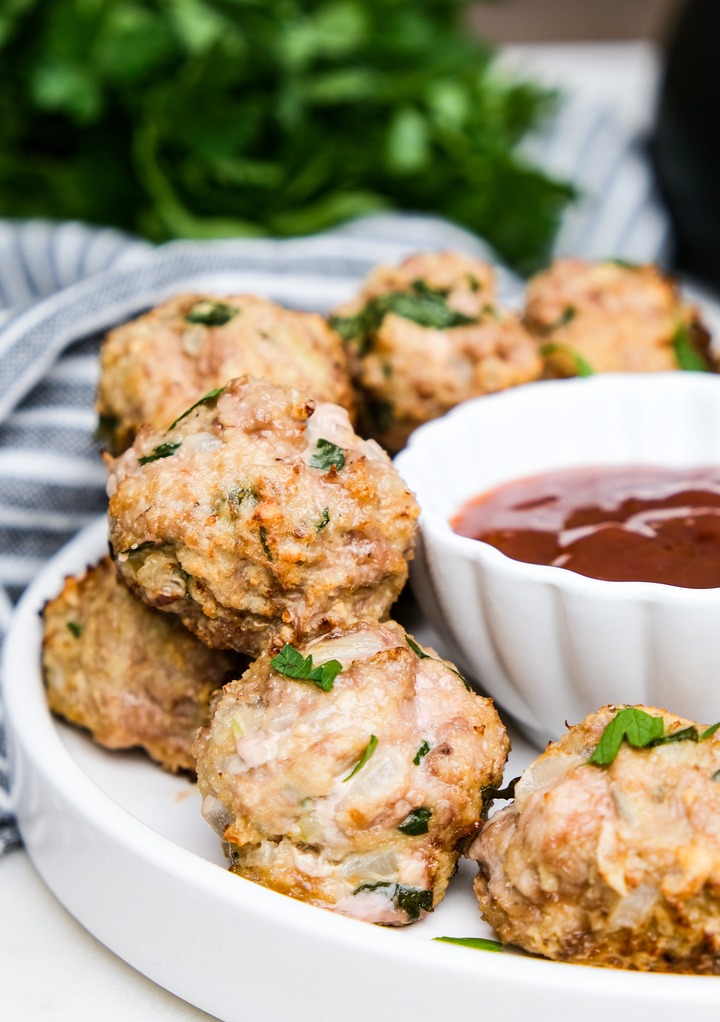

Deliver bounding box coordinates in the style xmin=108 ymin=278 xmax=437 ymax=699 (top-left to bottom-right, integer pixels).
xmin=194 ymin=620 xmax=509 ymax=923
xmin=524 ymin=259 xmax=715 ymax=377
xmin=42 ymin=556 xmax=243 ymax=772
xmin=470 ymin=704 xmax=720 ymax=972
xmin=331 ymin=251 xmax=541 ymax=452
xmin=97 ymin=293 xmax=356 ymax=453
xmin=107 ymin=377 xmax=419 ymax=657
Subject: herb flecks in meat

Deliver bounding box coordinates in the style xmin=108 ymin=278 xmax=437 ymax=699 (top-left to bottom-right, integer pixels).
xmin=398 ymin=807 xmax=432 ymax=835
xmin=138 ymin=440 xmax=181 ymax=465
xmin=310 ymin=438 xmax=345 ymax=472
xmin=168 ymin=387 xmax=225 ymax=430
xmin=588 ymin=707 xmax=720 ymax=766
xmin=271 ymin=643 xmax=342 ymax=692
xmin=185 ymin=300 xmax=239 ymax=327
xmin=343 ymin=735 xmax=378 ymax=782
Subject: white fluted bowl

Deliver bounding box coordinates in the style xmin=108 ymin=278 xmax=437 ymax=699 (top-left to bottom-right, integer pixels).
xmin=394 ymin=373 xmax=720 ymax=748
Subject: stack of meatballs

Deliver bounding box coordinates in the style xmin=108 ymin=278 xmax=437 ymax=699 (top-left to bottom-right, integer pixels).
xmin=42 ymin=251 xmax=720 ymax=965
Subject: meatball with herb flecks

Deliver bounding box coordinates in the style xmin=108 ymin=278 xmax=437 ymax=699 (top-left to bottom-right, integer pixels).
xmin=470 ymin=703 xmax=720 ymax=972
xmin=42 ymin=556 xmax=243 ymax=772
xmin=523 ymin=259 xmax=714 ymax=377
xmin=194 ymin=620 xmax=509 ymax=924
xmin=107 ymin=377 xmax=419 ymax=658
xmin=330 ymin=251 xmax=541 ymax=452
xmin=97 ymin=293 xmax=355 ymax=453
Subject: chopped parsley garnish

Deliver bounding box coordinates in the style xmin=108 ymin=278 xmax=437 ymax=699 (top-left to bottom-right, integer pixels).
xmin=353 ymin=882 xmax=433 ymax=921
xmin=672 ymin=323 xmax=711 ymax=372
xmin=467 ymin=274 xmax=482 ymax=293
xmin=330 ymin=282 xmax=478 ymax=353
xmin=413 ymin=740 xmax=431 ymax=766
xmin=309 ymin=438 xmax=345 ymax=472
xmin=398 ymin=807 xmax=432 ymax=835
xmin=343 ymin=735 xmax=378 ymax=782
xmin=168 ymin=387 xmax=224 ymax=430
xmin=259 ymin=525 xmax=273 ymax=561
xmin=540 ymin=341 xmax=593 ymax=377
xmin=316 ymin=507 xmax=330 ymax=531
xmin=185 ymin=300 xmax=238 ymax=327
xmin=96 ymin=413 xmax=119 ymax=448
xmin=588 ymin=707 xmax=720 ymax=766
xmin=433 ymin=936 xmax=503 ymax=952
xmin=66 ymin=620 xmax=83 ymax=638
xmin=551 ymin=305 xmax=577 ymax=329
xmin=404 ymin=634 xmax=471 ymax=689
xmin=270 ymin=643 xmax=342 ymax=692
xmin=138 ymin=440 xmax=181 ymax=465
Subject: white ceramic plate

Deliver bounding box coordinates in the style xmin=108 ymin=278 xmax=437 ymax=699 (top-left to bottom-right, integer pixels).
xmin=6 ymin=517 xmax=720 ymax=1021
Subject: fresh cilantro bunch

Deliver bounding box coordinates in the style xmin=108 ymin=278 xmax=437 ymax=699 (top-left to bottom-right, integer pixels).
xmin=0 ymin=0 xmax=573 ymax=271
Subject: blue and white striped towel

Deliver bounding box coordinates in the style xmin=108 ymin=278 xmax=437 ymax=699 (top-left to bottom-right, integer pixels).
xmin=0 ymin=96 xmax=671 ymax=854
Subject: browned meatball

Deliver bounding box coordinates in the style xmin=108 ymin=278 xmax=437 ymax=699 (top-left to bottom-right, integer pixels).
xmin=470 ymin=704 xmax=720 ymax=973
xmin=98 ymin=293 xmax=355 ymax=453
xmin=42 ymin=556 xmax=242 ymax=772
xmin=194 ymin=620 xmax=509 ymax=924
xmin=524 ymin=259 xmax=714 ymax=377
xmin=330 ymin=251 xmax=541 ymax=452
xmin=107 ymin=377 xmax=419 ymax=657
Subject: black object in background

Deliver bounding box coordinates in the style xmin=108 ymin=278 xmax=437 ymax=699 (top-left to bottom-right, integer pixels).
xmin=651 ymin=0 xmax=720 ymax=293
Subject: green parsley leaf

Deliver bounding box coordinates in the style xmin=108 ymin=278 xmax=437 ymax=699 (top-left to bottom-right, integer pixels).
xmin=404 ymin=634 xmax=471 ymax=689
xmin=343 ymin=735 xmax=378 ymax=782
xmin=270 ymin=643 xmax=342 ymax=692
xmin=66 ymin=620 xmax=83 ymax=638
xmin=353 ymin=882 xmax=433 ymax=922
xmin=138 ymin=440 xmax=181 ymax=465
xmin=433 ymin=936 xmax=503 ymax=952
xmin=185 ymin=300 xmax=238 ymax=327
xmin=672 ymin=323 xmax=711 ymax=372
xmin=540 ymin=341 xmax=594 ymax=377
xmin=588 ymin=708 xmax=665 ymax=765
xmin=552 ymin=305 xmax=577 ymax=329
xmin=316 ymin=507 xmax=330 ymax=531
xmin=168 ymin=387 xmax=224 ymax=430
xmin=309 ymin=438 xmax=345 ymax=472
xmin=405 ymin=635 xmax=430 ymax=659
xmin=701 ymin=722 xmax=720 ymax=740
xmin=413 ymin=740 xmax=431 ymax=766
xmin=398 ymin=807 xmax=432 ymax=835
xmin=331 ymin=283 xmax=477 ymax=351
xmin=259 ymin=525 xmax=273 ymax=561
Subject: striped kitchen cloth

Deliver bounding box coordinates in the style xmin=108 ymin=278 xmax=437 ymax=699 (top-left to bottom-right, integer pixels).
xmin=0 ymin=95 xmax=672 ymax=852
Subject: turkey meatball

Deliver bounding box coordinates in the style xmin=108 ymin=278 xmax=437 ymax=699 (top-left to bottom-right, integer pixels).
xmin=194 ymin=620 xmax=509 ymax=924
xmin=524 ymin=258 xmax=714 ymax=377
xmin=107 ymin=377 xmax=419 ymax=657
xmin=98 ymin=293 xmax=355 ymax=453
xmin=470 ymin=703 xmax=720 ymax=972
xmin=330 ymin=251 xmax=541 ymax=452
xmin=42 ymin=556 xmax=242 ymax=772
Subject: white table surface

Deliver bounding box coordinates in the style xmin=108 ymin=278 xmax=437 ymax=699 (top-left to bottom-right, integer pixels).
xmin=1 ymin=40 xmax=661 ymax=1022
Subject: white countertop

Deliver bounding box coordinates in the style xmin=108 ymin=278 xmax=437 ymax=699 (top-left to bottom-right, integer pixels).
xmin=1 ymin=40 xmax=661 ymax=1022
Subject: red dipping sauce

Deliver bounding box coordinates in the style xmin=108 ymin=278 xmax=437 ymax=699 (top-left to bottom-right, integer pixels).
xmin=451 ymin=466 xmax=720 ymax=588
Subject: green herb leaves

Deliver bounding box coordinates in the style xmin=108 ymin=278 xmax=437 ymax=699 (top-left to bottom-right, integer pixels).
xmin=310 ymin=438 xmax=345 ymax=472
xmin=398 ymin=807 xmax=432 ymax=835
xmin=433 ymin=936 xmax=503 ymax=952
xmin=540 ymin=342 xmax=594 ymax=377
xmin=672 ymin=323 xmax=711 ymax=372
xmin=138 ymin=440 xmax=181 ymax=465
xmin=353 ymin=882 xmax=432 ymax=921
xmin=413 ymin=740 xmax=430 ymax=766
xmin=185 ymin=300 xmax=238 ymax=327
xmin=330 ymin=282 xmax=477 ymax=352
xmin=168 ymin=387 xmax=224 ymax=430
xmin=316 ymin=507 xmax=330 ymax=531
xmin=588 ymin=707 xmax=720 ymax=766
xmin=66 ymin=620 xmax=83 ymax=638
xmin=270 ymin=643 xmax=342 ymax=692
xmin=343 ymin=735 xmax=378 ymax=782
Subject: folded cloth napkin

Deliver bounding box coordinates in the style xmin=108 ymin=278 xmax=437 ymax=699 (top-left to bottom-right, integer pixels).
xmin=0 ymin=101 xmax=670 ymax=853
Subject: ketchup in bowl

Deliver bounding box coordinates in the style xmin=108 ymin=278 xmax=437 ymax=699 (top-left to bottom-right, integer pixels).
xmin=451 ymin=466 xmax=720 ymax=588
